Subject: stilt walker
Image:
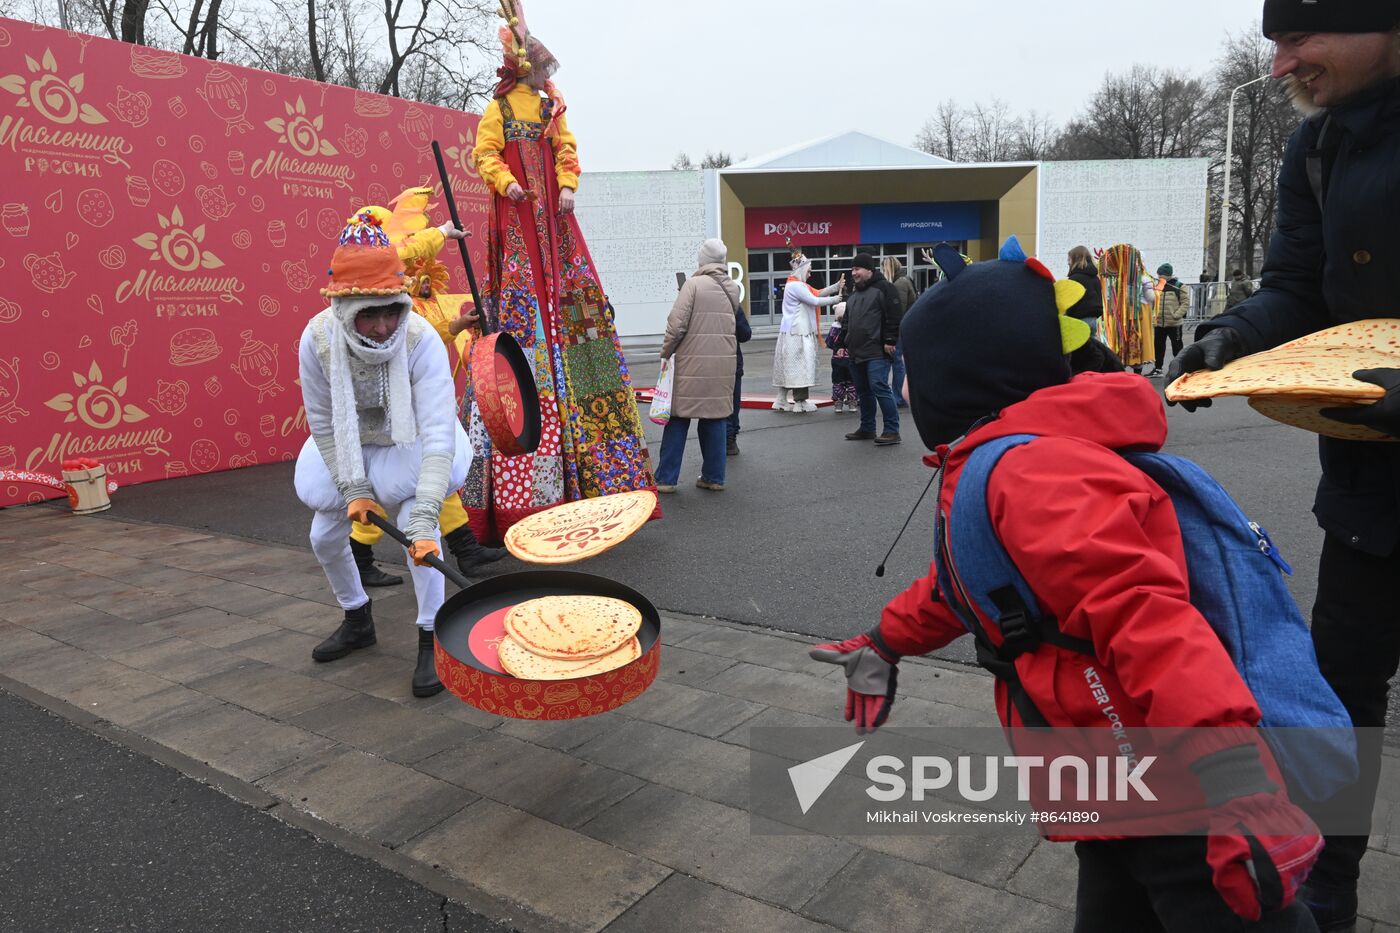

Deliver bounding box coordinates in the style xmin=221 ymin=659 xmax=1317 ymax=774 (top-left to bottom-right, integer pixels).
xmin=461 ymin=0 xmax=658 ymax=543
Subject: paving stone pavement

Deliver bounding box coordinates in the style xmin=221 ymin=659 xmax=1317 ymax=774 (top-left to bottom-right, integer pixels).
xmin=2 ymin=505 xmax=1398 ymax=933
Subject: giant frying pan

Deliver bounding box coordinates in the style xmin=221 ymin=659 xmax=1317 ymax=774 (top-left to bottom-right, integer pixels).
xmin=366 ymin=513 xmax=660 ymax=719
xmin=432 ymin=140 xmax=541 ymax=457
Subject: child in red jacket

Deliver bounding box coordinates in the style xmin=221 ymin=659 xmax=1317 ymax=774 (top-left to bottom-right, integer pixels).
xmin=811 ymin=240 xmax=1322 ymax=932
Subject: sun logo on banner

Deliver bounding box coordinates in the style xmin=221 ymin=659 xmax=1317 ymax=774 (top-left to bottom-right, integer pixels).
xmin=264 ymin=97 xmax=338 ymax=158
xmin=0 ymin=48 xmax=107 ymax=126
xmin=44 ymin=361 xmax=149 ymax=429
xmin=444 ymin=129 xmax=479 ymax=179
xmin=132 ymin=207 xmax=225 ymax=272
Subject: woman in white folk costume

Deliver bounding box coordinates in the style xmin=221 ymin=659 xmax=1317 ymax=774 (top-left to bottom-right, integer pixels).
xmin=772 ymin=248 xmax=841 ymax=412
xmin=294 ymin=210 xmax=472 ymax=698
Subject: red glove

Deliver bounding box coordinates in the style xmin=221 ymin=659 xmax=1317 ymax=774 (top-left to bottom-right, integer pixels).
xmin=1192 ymin=745 xmax=1322 ymax=921
xmin=809 ymin=631 xmax=899 ymax=734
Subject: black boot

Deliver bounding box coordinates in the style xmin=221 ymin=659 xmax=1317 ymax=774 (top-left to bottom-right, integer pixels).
xmin=444 ymin=525 xmax=506 ymax=575
xmin=412 ymin=628 xmax=444 ymax=698
xmin=312 ymin=600 xmax=376 ymax=662
xmin=350 ymin=538 xmax=402 ymax=587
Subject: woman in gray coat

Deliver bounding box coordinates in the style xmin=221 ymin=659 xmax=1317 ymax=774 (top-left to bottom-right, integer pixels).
xmin=655 ymin=239 xmax=740 ymax=492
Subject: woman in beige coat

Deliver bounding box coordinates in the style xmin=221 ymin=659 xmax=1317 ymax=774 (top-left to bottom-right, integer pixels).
xmin=655 ymin=239 xmax=740 ymax=492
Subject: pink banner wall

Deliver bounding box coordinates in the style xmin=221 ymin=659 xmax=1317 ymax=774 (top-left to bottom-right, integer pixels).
xmin=0 ymin=17 xmax=489 ymax=506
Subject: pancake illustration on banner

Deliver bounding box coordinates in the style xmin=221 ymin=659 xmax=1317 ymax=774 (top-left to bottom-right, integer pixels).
xmin=1165 ymin=320 xmax=1400 ymax=442
xmin=504 ymin=490 xmax=657 ymax=564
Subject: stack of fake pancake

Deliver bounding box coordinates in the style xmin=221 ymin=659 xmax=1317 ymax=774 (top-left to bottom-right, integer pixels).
xmin=497 ymin=595 xmax=643 ymax=680
xmin=1165 ymin=319 xmax=1400 ymax=442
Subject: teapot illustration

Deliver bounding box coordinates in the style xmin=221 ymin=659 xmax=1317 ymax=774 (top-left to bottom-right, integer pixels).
xmin=232 ymin=330 xmax=283 ymax=402
xmin=195 ymin=184 xmax=234 ymax=221
xmin=196 ymin=67 xmax=252 ymax=136
xmin=24 ymin=252 xmax=76 ymax=294
xmin=109 ymin=86 xmax=152 ymax=127
xmin=282 ymin=259 xmax=315 ymax=293
xmin=398 ymin=105 xmax=434 ymax=153
xmin=0 ymin=356 xmax=28 ymax=425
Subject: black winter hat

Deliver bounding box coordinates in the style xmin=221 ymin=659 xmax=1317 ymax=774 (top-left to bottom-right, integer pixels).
xmin=851 ymin=252 xmax=877 ymax=271
xmin=900 ymin=238 xmax=1085 ymax=450
xmin=1263 ymin=0 xmax=1400 ymax=36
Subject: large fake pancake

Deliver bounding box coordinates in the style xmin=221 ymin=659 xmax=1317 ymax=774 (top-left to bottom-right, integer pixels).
xmin=504 ymin=490 xmax=656 ymax=564
xmin=1247 ymin=396 xmax=1395 ymax=442
xmin=497 ymin=634 xmax=641 ymax=680
xmin=1165 ymin=346 xmax=1392 ymax=401
xmin=1277 ymin=319 xmax=1400 ymax=352
xmin=504 ymin=595 xmax=643 ymax=660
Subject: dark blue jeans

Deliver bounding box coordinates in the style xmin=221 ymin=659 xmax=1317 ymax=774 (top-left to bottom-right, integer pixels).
xmin=656 ymin=416 xmax=727 ymax=486
xmin=853 ymin=358 xmax=899 ymax=435
xmin=891 ymin=339 xmax=906 ymax=405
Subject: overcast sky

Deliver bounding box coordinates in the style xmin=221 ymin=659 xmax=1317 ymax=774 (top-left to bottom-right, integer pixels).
xmin=529 ymin=0 xmax=1267 ymax=172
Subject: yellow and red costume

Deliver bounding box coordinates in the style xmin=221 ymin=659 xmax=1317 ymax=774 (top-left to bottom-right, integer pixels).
xmin=460 ymin=1 xmax=656 ymax=543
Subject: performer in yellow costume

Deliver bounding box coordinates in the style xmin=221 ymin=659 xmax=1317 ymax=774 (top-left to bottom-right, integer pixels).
xmin=348 ymin=189 xmax=507 ymax=586
xmin=459 ymin=0 xmax=658 ymax=542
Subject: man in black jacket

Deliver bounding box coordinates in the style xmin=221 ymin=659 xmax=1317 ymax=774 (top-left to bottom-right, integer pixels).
xmin=842 ymin=253 xmax=904 ymax=445
xmin=1166 ymin=5 xmax=1400 ymax=929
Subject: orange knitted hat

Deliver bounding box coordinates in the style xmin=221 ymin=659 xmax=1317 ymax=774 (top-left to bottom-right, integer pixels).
xmin=321 ymin=209 xmax=409 ymax=298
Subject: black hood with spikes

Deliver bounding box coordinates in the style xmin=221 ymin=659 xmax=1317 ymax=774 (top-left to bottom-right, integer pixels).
xmin=900 ymin=242 xmax=1078 ymax=450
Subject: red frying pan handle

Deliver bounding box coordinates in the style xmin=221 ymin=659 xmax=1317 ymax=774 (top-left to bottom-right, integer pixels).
xmin=364 ymin=511 xmax=474 ymax=590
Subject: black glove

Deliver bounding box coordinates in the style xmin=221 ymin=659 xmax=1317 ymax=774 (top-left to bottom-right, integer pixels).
xmin=1320 ymin=368 xmax=1400 ymax=439
xmin=1164 ymin=327 xmax=1249 ymax=411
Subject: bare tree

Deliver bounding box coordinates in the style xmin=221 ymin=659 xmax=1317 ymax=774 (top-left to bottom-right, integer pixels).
xmin=671 ymin=152 xmax=695 ymax=170
xmin=1052 ymin=65 xmax=1213 ymax=159
xmin=307 ymin=0 xmax=326 ymax=82
xmin=1206 ymin=26 xmax=1297 ymax=276
xmin=965 ymin=99 xmax=1020 ymax=162
xmin=150 ymin=0 xmax=222 ymax=57
xmin=377 ymin=0 xmax=494 ymax=108
xmin=1011 ymin=109 xmax=1057 ymax=161
xmin=914 ymin=98 xmax=969 ymax=161
xmin=120 ymin=0 xmax=149 ymax=43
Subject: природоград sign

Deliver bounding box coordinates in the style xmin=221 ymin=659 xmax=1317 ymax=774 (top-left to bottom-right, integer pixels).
xmin=0 ymin=17 xmax=489 ymax=507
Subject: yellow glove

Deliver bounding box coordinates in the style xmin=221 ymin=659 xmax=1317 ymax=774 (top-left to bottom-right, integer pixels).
xmin=409 ymin=540 xmax=441 ymax=567
xmin=347 ymin=498 xmax=380 ymax=526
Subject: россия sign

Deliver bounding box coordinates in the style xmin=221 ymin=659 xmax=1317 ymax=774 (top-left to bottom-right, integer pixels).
xmin=743 ymin=205 xmax=860 ymax=248
xmin=744 ymin=202 xmax=982 ymax=249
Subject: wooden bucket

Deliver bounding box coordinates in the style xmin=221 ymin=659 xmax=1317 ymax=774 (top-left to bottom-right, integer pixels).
xmin=61 ymin=465 xmax=112 ymax=515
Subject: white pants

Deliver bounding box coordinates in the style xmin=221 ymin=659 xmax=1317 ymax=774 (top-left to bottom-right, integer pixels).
xmin=308 ymin=501 xmax=443 ymax=631
xmin=295 ymin=426 xmax=471 ymax=632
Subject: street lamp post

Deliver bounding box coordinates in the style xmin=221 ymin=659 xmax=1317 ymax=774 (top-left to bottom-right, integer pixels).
xmin=1217 ymin=74 xmax=1271 ymax=293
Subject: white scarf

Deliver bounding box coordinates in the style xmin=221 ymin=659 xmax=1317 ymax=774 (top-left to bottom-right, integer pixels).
xmin=325 ymin=294 xmax=416 ymax=488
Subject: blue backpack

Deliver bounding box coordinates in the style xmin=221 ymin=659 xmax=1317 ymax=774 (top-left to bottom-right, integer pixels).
xmin=934 ymin=433 xmax=1357 ymax=801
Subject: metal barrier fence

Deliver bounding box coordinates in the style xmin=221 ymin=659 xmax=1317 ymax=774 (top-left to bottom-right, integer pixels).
xmin=1182 ymin=281 xmax=1259 ymax=336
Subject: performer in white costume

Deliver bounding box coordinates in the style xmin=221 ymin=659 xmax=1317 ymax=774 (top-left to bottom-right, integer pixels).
xmin=772 ymin=248 xmax=841 ymax=412
xmin=294 ymin=209 xmax=472 ymax=698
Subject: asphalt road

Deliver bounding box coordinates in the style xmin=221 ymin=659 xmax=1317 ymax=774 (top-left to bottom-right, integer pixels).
xmin=0 ymin=687 xmax=512 ymax=933
xmin=93 ymin=340 xmax=1327 ymax=665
